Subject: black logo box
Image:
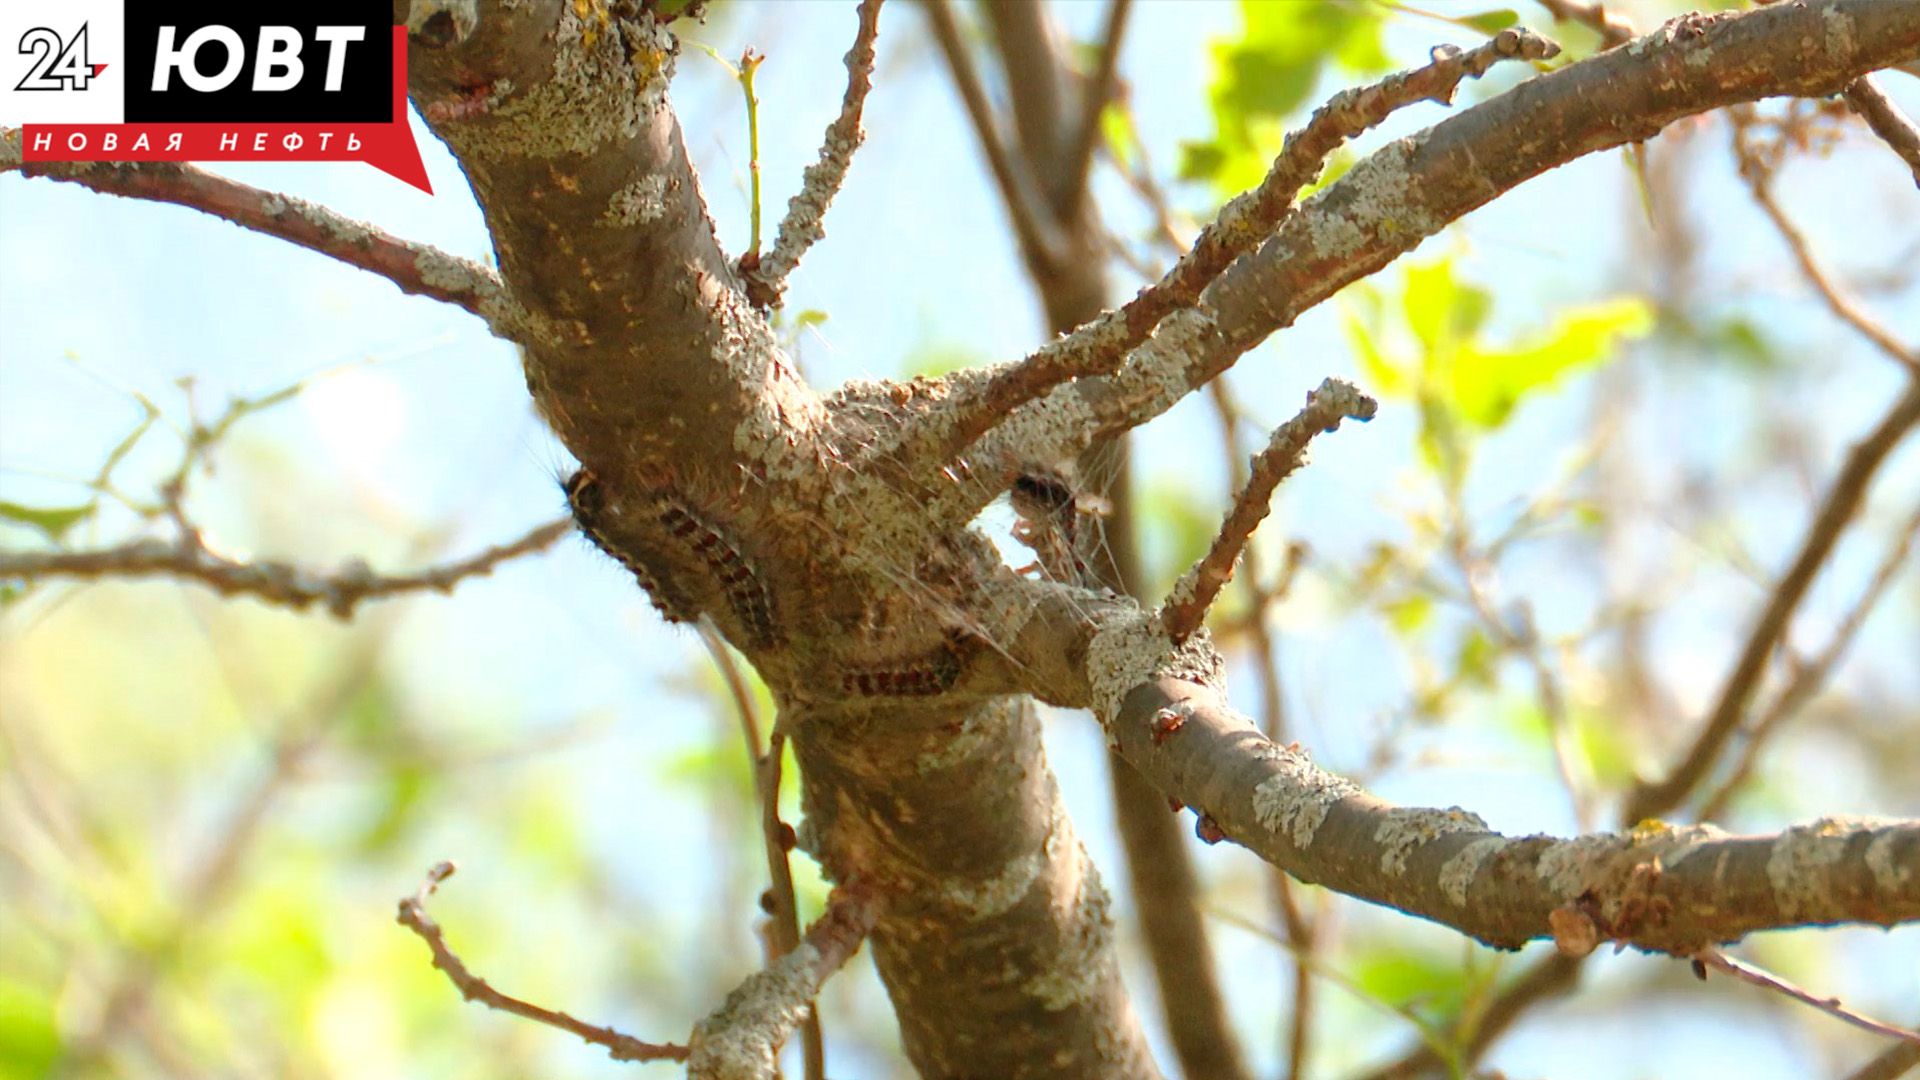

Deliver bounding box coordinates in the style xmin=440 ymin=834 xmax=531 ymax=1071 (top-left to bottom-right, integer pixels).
xmin=122 ymin=1 xmax=393 ymax=123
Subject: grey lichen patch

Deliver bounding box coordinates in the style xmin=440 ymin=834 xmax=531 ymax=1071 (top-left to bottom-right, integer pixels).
xmin=604 ymin=173 xmax=670 ymax=227
xmin=1100 ymin=306 xmax=1222 ymax=434
xmin=1534 ymin=833 xmax=1625 ymax=901
xmin=1298 ymin=140 xmax=1432 ymax=261
xmin=1439 ymin=836 xmax=1506 ymax=907
xmin=937 ymin=849 xmax=1042 ymax=921
xmin=914 ymin=708 xmax=994 ymax=773
xmin=1637 ymin=822 xmax=1730 ymax=872
xmin=959 ymin=368 xmax=1101 ymax=482
xmin=687 ymin=942 xmax=822 ymax=1078
xmin=454 ymin=8 xmax=675 ymax=161
xmin=1865 ymin=828 xmax=1912 ymax=894
xmin=1768 ymin=816 xmax=1883 ymax=920
xmin=1023 ymin=849 xmax=1116 ymax=1011
xmin=1821 ymin=4 xmax=1857 ymax=59
xmin=1374 ymin=805 xmax=1489 ymax=878
xmin=407 ymin=0 xmax=479 ymax=40
xmin=1083 ymin=611 xmax=1222 ymax=725
xmin=1251 ymin=745 xmax=1361 ymax=849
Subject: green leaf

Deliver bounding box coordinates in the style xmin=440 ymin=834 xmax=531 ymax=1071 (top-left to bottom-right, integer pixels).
xmin=791 ymin=309 xmax=829 ymax=331
xmin=0 ymin=500 xmax=94 ymax=543
xmin=1384 ymin=594 xmax=1434 ymax=635
xmin=0 ymin=978 xmax=60 ymax=1080
xmin=1448 ymin=298 xmax=1653 ymax=429
xmin=1186 ymin=0 xmax=1389 ymax=195
xmin=1455 ymin=627 xmax=1498 ymax=688
xmin=1460 ymin=9 xmax=1520 ymax=33
xmin=1099 ymin=102 xmax=1137 ymax=172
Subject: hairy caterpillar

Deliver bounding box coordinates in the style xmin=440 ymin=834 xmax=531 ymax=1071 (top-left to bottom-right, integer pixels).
xmin=563 ymin=468 xmax=699 ymax=624
xmin=1010 ymin=466 xmax=1111 ymax=587
xmin=842 ymin=630 xmax=969 ymax=697
xmin=652 ymin=496 xmax=781 ymax=649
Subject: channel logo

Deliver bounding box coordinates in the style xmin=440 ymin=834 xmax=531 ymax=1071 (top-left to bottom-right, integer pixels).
xmin=2 ymin=1 xmax=431 ymax=192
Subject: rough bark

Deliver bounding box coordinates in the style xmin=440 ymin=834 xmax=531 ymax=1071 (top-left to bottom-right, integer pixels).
xmin=371 ymin=0 xmax=1920 ymax=1070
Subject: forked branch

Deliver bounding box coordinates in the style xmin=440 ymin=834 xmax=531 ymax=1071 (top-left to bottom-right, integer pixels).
xmin=396 ymin=862 xmax=691 ymax=1064
xmin=0 ymin=517 xmax=572 ymax=618
xmin=741 ymin=0 xmax=886 ymax=308
xmin=688 ymin=883 xmax=880 ymax=1080
xmin=1 ymin=132 xmax=512 ymax=332
xmin=931 ymin=28 xmax=1558 ymax=464
xmin=1161 ymin=378 xmax=1376 ymax=642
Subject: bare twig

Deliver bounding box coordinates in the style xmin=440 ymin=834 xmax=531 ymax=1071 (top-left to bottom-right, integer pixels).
xmin=688 ymin=883 xmax=880 ymax=1080
xmin=395 ymin=862 xmax=691 ymax=1064
xmin=934 ymin=28 xmax=1558 ymax=464
xmin=1843 ymin=77 xmax=1920 ymax=187
xmin=1533 ymin=0 xmax=1634 ymax=48
xmin=1162 ymin=378 xmax=1376 ymax=642
xmin=743 ymin=0 xmax=885 ymax=308
xmin=1846 ymin=1034 xmax=1920 ymax=1080
xmin=1731 ymin=107 xmax=1920 ymax=376
xmin=2 ymin=134 xmax=511 ymax=331
xmin=1695 ymin=947 xmax=1920 ymax=1047
xmin=1 ymin=517 xmax=573 ymax=619
xmin=695 ymin=620 xmax=823 ymax=1080
xmin=1624 ymin=380 xmax=1920 ymax=823
xmin=1205 ymin=377 xmax=1321 ymax=1079
xmin=1697 ymin=502 xmax=1920 ymax=820
xmin=1059 ymin=0 xmax=1134 ymax=225
xmin=920 ymin=0 xmax=1066 ymax=271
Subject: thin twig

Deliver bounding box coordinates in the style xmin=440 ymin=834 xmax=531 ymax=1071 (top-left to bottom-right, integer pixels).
xmin=1163 ymin=378 xmax=1377 ymax=642
xmin=2 ymin=133 xmax=510 ymax=329
xmin=1697 ymin=502 xmax=1920 ymax=820
xmin=1204 ymin=378 xmax=1320 ymax=1079
xmin=1533 ymin=0 xmax=1635 ymax=48
xmin=1843 ymin=76 xmax=1920 ymax=188
xmin=1731 ymin=108 xmax=1920 ymax=376
xmin=396 ymin=862 xmax=691 ymax=1063
xmin=1846 ymin=1033 xmax=1920 ymax=1080
xmin=1 ymin=517 xmax=572 ymax=619
xmin=1624 ymin=380 xmax=1920 ymax=823
xmin=1695 ymin=947 xmax=1920 ymax=1047
xmin=920 ymin=0 xmax=1066 ymax=271
xmin=934 ymin=28 xmax=1558 ymax=463
xmin=688 ymin=883 xmax=880 ymax=1079
xmin=1058 ymin=0 xmax=1133 ymax=225
xmin=744 ymin=0 xmax=885 ymax=308
xmin=695 ymin=620 xmax=823 ymax=1080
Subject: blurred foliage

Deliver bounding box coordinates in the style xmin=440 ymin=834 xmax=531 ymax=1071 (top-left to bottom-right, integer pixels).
xmin=1178 ymin=0 xmax=1391 ymax=195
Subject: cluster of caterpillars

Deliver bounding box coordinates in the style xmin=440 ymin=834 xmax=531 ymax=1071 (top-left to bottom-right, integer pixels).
xmin=564 ymin=467 xmax=780 ymax=648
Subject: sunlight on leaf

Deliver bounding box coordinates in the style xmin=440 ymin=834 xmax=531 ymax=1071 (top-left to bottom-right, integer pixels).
xmin=0 ymin=500 xmax=94 ymax=543
xmin=0 ymin=978 xmax=59 ymax=1080
xmin=1181 ymin=0 xmax=1389 ymax=194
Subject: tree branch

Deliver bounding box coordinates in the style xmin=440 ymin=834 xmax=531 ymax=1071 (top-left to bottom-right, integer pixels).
xmin=1623 ymin=380 xmax=1920 ymax=823
xmin=741 ymin=0 xmax=886 ymax=308
xmin=1694 ymin=946 xmax=1920 ymax=1047
xmin=928 ymin=28 xmax=1557 ymax=467
xmin=1843 ymin=76 xmax=1920 ymax=186
xmin=687 ymin=883 xmax=880 ymax=1080
xmin=396 ymin=861 xmax=691 ymax=1064
xmin=957 ymin=0 xmax=1920 ymax=486
xmin=1 ymin=132 xmax=513 ymax=332
xmin=999 ymin=590 xmax=1920 ymax=954
xmin=1059 ymin=0 xmax=1133 ymax=225
xmin=1 ymin=517 xmax=572 ymax=619
xmin=1731 ymin=106 xmax=1920 ymax=376
xmin=1697 ymin=502 xmax=1920 ymax=821
xmin=1161 ymin=378 xmax=1376 ymax=642
xmin=920 ymin=0 xmax=1067 ymax=271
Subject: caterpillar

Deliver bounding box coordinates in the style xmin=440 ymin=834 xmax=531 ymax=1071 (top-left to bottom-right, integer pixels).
xmin=652 ymin=496 xmax=781 ymax=649
xmin=563 ymin=468 xmax=699 ymax=625
xmin=842 ymin=631 xmax=969 ymax=697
